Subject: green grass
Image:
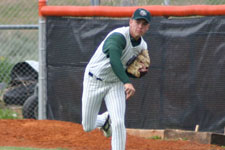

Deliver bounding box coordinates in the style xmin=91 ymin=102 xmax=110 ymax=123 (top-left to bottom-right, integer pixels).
xmin=0 ymin=30 xmax=38 ymax=60
xmin=0 ymin=0 xmax=38 ymax=24
xmin=0 ymin=58 xmax=14 ymax=84
xmin=0 ymin=0 xmax=225 ymax=24
xmin=181 ymin=137 xmax=188 ymax=141
xmin=1 ymin=0 xmax=224 ymax=24
xmin=0 ymin=147 xmax=68 ymax=150
xmin=148 ymin=136 xmax=189 ymax=141
xmin=148 ymin=136 xmax=162 ymax=140
xmin=0 ymin=108 xmax=21 ymax=119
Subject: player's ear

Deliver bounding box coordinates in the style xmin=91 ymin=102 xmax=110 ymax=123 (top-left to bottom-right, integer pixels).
xmin=129 ymin=19 xmax=133 ymax=25
xmin=146 ymin=24 xmax=150 ymax=30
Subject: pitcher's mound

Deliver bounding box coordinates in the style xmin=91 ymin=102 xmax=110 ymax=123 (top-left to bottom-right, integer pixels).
xmin=0 ymin=119 xmax=223 ymax=150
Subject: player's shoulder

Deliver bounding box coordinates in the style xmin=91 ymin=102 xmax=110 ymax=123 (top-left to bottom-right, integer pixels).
xmin=115 ymin=26 xmax=129 ymax=31
xmin=112 ymin=26 xmax=129 ymax=35
xmin=106 ymin=26 xmax=128 ymax=40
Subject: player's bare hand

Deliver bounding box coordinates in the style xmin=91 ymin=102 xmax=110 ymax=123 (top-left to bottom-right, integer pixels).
xmin=124 ymin=83 xmax=135 ymax=100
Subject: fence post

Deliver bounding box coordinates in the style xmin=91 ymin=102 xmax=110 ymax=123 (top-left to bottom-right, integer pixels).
xmin=164 ymin=0 xmax=170 ymax=5
xmin=90 ymin=0 xmax=100 ymax=5
xmin=38 ymin=0 xmax=47 ymax=120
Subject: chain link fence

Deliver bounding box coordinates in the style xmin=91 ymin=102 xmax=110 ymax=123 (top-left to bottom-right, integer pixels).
xmin=0 ymin=0 xmax=38 ymax=119
xmin=0 ymin=0 xmax=225 ymax=119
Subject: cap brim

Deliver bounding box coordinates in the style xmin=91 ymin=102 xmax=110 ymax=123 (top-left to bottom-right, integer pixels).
xmin=133 ymin=17 xmax=150 ymax=23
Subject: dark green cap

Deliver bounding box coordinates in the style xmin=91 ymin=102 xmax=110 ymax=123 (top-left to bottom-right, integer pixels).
xmin=132 ymin=8 xmax=151 ymax=23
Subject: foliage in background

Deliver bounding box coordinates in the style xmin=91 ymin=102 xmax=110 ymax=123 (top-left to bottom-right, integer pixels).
xmin=0 ymin=108 xmax=20 ymax=119
xmin=0 ymin=30 xmax=38 ymax=62
xmin=0 ymin=0 xmax=38 ymax=24
xmin=1 ymin=0 xmax=225 ymax=24
xmin=0 ymin=57 xmax=14 ymax=84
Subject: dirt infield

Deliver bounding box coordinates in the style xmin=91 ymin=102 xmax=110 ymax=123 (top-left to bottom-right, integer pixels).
xmin=0 ymin=119 xmax=224 ymax=150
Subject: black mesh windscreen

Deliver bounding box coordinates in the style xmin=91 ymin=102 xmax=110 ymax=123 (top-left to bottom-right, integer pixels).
xmin=46 ymin=16 xmax=225 ymax=133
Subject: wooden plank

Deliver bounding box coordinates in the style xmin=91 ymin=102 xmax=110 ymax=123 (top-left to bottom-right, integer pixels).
xmin=127 ymin=129 xmax=164 ymax=139
xmin=127 ymin=128 xmax=225 ymax=146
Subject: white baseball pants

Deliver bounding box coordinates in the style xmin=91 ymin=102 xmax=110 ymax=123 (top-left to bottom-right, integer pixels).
xmin=82 ymin=73 xmax=126 ymax=150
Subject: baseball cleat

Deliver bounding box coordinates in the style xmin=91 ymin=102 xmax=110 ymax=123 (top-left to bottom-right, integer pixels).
xmin=100 ymin=114 xmax=112 ymax=138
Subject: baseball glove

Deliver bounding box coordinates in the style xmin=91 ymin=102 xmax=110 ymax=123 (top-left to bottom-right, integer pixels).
xmin=127 ymin=49 xmax=150 ymax=78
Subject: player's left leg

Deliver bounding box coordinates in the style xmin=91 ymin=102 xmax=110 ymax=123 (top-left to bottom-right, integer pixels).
xmin=82 ymin=75 xmax=108 ymax=132
xmin=104 ymin=82 xmax=126 ymax=150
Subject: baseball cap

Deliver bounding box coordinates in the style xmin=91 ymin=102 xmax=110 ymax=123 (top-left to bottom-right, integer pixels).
xmin=132 ymin=8 xmax=151 ymax=23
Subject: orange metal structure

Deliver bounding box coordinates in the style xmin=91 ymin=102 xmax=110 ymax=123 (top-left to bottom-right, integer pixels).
xmin=38 ymin=0 xmax=225 ymax=17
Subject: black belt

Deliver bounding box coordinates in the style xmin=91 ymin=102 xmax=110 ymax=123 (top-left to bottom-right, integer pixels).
xmin=88 ymin=72 xmax=102 ymax=81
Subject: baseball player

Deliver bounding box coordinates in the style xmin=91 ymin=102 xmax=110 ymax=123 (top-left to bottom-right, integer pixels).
xmin=82 ymin=8 xmax=151 ymax=150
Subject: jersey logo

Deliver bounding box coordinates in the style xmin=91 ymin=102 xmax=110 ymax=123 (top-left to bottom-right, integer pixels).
xmin=126 ymin=55 xmax=137 ymax=66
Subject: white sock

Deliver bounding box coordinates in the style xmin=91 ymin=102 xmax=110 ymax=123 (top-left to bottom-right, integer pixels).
xmin=96 ymin=111 xmax=109 ymax=127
